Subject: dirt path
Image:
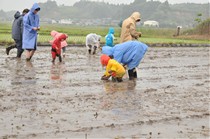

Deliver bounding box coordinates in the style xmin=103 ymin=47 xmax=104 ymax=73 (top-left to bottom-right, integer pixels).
xmin=0 ymin=46 xmax=209 ymax=138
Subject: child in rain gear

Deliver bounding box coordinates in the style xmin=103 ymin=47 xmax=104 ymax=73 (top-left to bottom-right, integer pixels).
xmin=86 ymin=33 xmax=101 ymax=54
xmin=105 ymin=27 xmax=115 ymax=47
xmin=102 ymin=41 xmax=148 ymax=80
xmin=51 ymin=34 xmax=68 ymax=63
xmin=100 ymin=54 xmax=125 ymax=82
xmin=50 ymin=30 xmax=68 ymax=58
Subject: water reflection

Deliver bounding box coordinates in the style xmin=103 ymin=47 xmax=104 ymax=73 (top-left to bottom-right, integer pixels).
xmin=3 ymin=58 xmax=38 ymax=135
xmin=5 ymin=58 xmax=36 ymax=85
xmin=23 ymin=61 xmax=36 ymax=84
xmin=100 ymin=80 xmax=141 ymax=121
xmin=9 ymin=58 xmax=24 ymax=85
xmin=50 ymin=63 xmax=66 ymax=81
xmin=86 ymin=53 xmax=99 ymax=67
xmin=102 ymin=79 xmax=136 ymax=94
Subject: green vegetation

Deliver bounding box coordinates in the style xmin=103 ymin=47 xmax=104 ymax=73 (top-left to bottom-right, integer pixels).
xmin=184 ymin=18 xmax=210 ymax=35
xmin=0 ymin=22 xmax=209 ymax=46
xmin=194 ymin=13 xmax=203 ymax=24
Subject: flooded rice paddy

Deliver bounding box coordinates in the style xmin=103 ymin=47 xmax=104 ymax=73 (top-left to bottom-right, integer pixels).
xmin=0 ymin=46 xmax=209 ymax=138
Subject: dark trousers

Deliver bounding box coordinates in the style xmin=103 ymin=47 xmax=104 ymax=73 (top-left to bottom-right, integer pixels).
xmin=88 ymin=45 xmax=97 ymax=54
xmin=15 ymin=39 xmax=24 ymax=58
xmin=7 ymin=39 xmax=24 ymax=57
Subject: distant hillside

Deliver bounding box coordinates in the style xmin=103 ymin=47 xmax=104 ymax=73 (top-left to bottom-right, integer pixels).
xmin=1 ymin=0 xmax=209 ymax=28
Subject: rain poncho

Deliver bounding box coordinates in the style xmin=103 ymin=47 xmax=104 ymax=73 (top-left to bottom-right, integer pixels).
xmin=120 ymin=12 xmax=141 ymax=43
xmin=22 ymin=3 xmax=40 ymax=49
xmin=50 ymin=30 xmax=68 ymax=48
xmin=102 ymin=41 xmax=148 ymax=70
xmin=51 ymin=34 xmax=67 ymax=59
xmin=12 ymin=11 xmax=22 ymax=40
xmin=105 ymin=27 xmax=115 ymax=47
xmin=86 ymin=33 xmax=101 ymax=49
xmin=103 ymin=58 xmax=125 ymax=78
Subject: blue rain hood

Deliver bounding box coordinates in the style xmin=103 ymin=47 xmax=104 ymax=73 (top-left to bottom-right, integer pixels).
xmin=102 ymin=41 xmax=148 ymax=70
xmin=30 ymin=3 xmax=41 ymax=13
xmin=102 ymin=46 xmax=114 ymax=56
xmin=109 ymin=27 xmax=114 ymax=34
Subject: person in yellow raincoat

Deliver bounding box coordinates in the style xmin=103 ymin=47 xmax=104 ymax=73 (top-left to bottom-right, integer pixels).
xmin=100 ymin=54 xmax=125 ymax=82
xmin=120 ymin=12 xmax=141 ymax=43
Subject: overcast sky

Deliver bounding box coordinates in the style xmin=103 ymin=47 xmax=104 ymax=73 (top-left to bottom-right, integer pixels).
xmin=0 ymin=0 xmax=209 ymax=11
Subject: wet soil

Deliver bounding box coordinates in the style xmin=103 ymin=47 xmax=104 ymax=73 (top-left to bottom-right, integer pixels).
xmin=0 ymin=46 xmax=209 ymax=138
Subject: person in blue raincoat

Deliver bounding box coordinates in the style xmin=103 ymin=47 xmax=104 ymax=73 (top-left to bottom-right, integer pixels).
xmin=22 ymin=3 xmax=40 ymax=61
xmin=105 ymin=27 xmax=115 ymax=47
xmin=102 ymin=41 xmax=148 ymax=80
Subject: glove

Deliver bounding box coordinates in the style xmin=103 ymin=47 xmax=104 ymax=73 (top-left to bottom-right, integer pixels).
xmin=108 ymin=70 xmax=116 ymax=77
xmin=111 ymin=72 xmax=116 ymax=77
xmin=101 ymin=75 xmax=110 ymax=80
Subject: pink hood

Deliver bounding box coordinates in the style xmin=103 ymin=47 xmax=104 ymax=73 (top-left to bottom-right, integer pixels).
xmin=50 ymin=30 xmax=68 ymax=48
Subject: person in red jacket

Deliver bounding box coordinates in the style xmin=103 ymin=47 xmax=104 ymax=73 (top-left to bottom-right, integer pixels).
xmin=51 ymin=33 xmax=68 ymax=63
xmin=50 ymin=30 xmax=68 ymax=58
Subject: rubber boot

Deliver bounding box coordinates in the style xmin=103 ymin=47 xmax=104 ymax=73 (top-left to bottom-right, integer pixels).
xmin=52 ymin=58 xmax=55 ymax=63
xmin=26 ymin=56 xmax=32 ymax=61
xmin=17 ymin=49 xmax=24 ymax=58
xmin=6 ymin=47 xmax=9 ymax=55
xmin=88 ymin=49 xmax=91 ymax=54
xmin=58 ymin=55 xmax=62 ymax=62
xmin=6 ymin=45 xmax=16 ymax=55
xmin=116 ymin=77 xmax=123 ymax=82
xmin=93 ymin=46 xmax=97 ymax=55
xmin=133 ymin=68 xmax=137 ymax=78
xmin=128 ymin=69 xmax=135 ymax=80
xmin=26 ymin=58 xmax=30 ymax=61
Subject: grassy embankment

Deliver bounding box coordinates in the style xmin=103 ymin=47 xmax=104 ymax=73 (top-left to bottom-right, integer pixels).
xmin=0 ymin=22 xmax=209 ymax=46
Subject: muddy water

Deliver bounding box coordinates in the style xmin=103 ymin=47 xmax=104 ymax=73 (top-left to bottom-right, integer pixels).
xmin=0 ymin=46 xmax=209 ymax=138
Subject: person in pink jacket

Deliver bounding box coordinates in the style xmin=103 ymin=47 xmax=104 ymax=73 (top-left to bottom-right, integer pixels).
xmin=50 ymin=30 xmax=68 ymax=58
